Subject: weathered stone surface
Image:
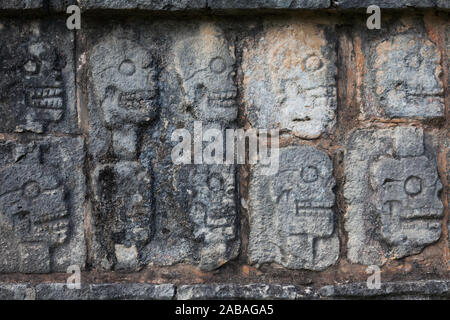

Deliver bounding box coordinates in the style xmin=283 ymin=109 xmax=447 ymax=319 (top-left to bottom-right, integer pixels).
xmin=358 ymin=18 xmax=444 ymax=119
xmin=87 ymin=32 xmax=158 ymax=271
xmin=207 ymin=0 xmax=330 ymax=9
xmin=0 ymin=0 xmax=44 ymax=9
xmin=140 ymin=22 xmax=240 ymax=271
xmin=86 ymin=22 xmax=239 ymax=271
xmin=345 ymin=128 xmax=443 ymax=265
xmin=78 ymin=0 xmax=207 ymax=10
xmin=178 ymin=284 xmax=316 ymax=300
xmin=0 ymin=137 xmax=86 ymax=273
xmin=78 ymin=0 xmax=331 ymax=10
xmin=249 ymin=146 xmax=339 ymax=270
xmin=337 ymin=0 xmax=449 ymax=9
xmin=242 ymin=21 xmax=337 ymax=139
xmin=0 ymin=284 xmax=29 ymax=300
xmin=33 ymin=283 xmax=175 ymax=300
xmin=319 ymin=280 xmax=450 ymax=299
xmin=0 ymin=19 xmax=78 ymax=134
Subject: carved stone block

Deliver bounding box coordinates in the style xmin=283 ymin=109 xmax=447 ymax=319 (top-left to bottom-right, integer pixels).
xmin=0 ymin=19 xmax=77 ymax=134
xmin=345 ymin=128 xmax=444 ymax=265
xmin=0 ymin=137 xmax=86 ymax=273
xmin=242 ymin=21 xmax=337 ymax=139
xmin=248 ymin=146 xmax=339 ymax=270
xmin=358 ymin=18 xmax=444 ymax=119
xmin=87 ymin=32 xmax=158 ymax=271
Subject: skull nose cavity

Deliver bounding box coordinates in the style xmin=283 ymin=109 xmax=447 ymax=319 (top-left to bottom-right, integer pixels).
xmin=404 ymin=176 xmax=422 ymax=196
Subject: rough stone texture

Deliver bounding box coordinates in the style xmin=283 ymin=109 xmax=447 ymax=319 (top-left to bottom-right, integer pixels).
xmin=0 ymin=0 xmax=77 ymax=10
xmin=85 ymin=22 xmax=239 ymax=272
xmin=337 ymin=0 xmax=449 ymax=9
xmin=0 ymin=137 xmax=86 ymax=273
xmin=207 ymin=0 xmax=330 ymax=9
xmin=345 ymin=128 xmax=444 ymax=265
xmin=0 ymin=284 xmax=29 ymax=300
xmin=319 ymin=280 xmax=450 ymax=300
xmin=139 ymin=21 xmax=240 ymax=271
xmin=78 ymin=0 xmax=207 ymax=10
xmin=242 ymin=20 xmax=337 ymax=139
xmin=249 ymin=146 xmax=339 ymax=270
xmin=357 ymin=17 xmax=444 ymax=119
xmin=177 ymin=284 xmax=316 ymax=300
xmin=78 ymin=0 xmax=331 ymax=10
xmin=0 ymin=0 xmax=44 ymax=9
xmin=34 ymin=283 xmax=175 ymax=300
xmin=0 ymin=19 xmax=78 ymax=134
xmin=87 ymin=32 xmax=158 ymax=271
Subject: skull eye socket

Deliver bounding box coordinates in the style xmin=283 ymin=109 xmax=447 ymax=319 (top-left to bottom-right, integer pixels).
xmin=207 ymin=175 xmax=224 ymax=191
xmin=404 ymin=176 xmax=422 ymax=196
xmin=301 ymin=166 xmax=319 ymax=183
xmin=24 ymin=59 xmax=40 ymax=75
xmin=209 ymin=57 xmax=226 ymax=74
xmin=119 ymin=59 xmax=136 ymax=76
xmin=23 ymin=181 xmax=41 ymax=199
xmin=304 ymin=55 xmax=323 ymax=72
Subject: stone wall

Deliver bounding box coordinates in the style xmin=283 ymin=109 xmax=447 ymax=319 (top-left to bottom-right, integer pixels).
xmin=0 ymin=1 xmax=448 ymax=299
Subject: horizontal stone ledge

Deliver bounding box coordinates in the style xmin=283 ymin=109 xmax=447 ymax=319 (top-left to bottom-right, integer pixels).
xmin=1 ymin=281 xmax=449 ymax=299
xmin=177 ymin=284 xmax=317 ymax=300
xmin=319 ymin=280 xmax=450 ymax=299
xmin=0 ymin=283 xmax=176 ymax=300
xmin=2 ymin=1 xmax=448 ymax=12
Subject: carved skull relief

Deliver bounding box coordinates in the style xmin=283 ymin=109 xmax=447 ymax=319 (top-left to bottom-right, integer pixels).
xmin=370 ymin=156 xmax=443 ymax=255
xmin=188 ymin=165 xmax=238 ymax=270
xmin=0 ymin=40 xmax=67 ymax=133
xmin=91 ymin=37 xmax=158 ymax=127
xmin=174 ymin=23 xmax=237 ymax=122
xmin=0 ymin=144 xmax=69 ymax=247
xmin=249 ymin=146 xmax=339 ymax=270
xmin=373 ymin=33 xmax=444 ymax=117
xmin=272 ymin=147 xmax=335 ymax=266
xmin=270 ymin=40 xmax=336 ymax=139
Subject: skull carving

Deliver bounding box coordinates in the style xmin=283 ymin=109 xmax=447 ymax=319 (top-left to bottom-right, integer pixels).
xmin=174 ymin=24 xmax=237 ymax=122
xmin=91 ymin=37 xmax=158 ymax=128
xmin=0 ymin=144 xmax=69 ymax=247
xmin=270 ymin=40 xmax=336 ymax=139
xmin=0 ymin=41 xmax=66 ymax=133
xmin=370 ymin=156 xmax=444 ymax=257
xmin=373 ymin=34 xmax=444 ymax=117
xmin=272 ymin=146 xmax=335 ymax=266
xmin=187 ymin=165 xmax=237 ymax=270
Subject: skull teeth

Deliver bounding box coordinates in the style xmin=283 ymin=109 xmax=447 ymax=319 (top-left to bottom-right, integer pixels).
xmin=119 ymin=91 xmax=155 ymax=109
xmin=209 ymin=91 xmax=237 ymax=101
xmin=35 ymin=210 xmax=69 ymax=224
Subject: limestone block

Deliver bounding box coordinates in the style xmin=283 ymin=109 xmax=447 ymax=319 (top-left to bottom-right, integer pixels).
xmin=0 ymin=137 xmax=86 ymax=273
xmin=248 ymin=145 xmax=339 ymax=270
xmin=242 ymin=21 xmax=337 ymax=139
xmin=344 ymin=127 xmax=443 ymax=265
xmin=0 ymin=19 xmax=78 ymax=134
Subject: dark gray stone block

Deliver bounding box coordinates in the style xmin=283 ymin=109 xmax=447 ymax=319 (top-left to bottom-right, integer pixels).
xmin=85 ymin=22 xmax=239 ymax=272
xmin=34 ymin=283 xmax=176 ymax=300
xmin=0 ymin=137 xmax=86 ymax=273
xmin=319 ymin=280 xmax=450 ymax=299
xmin=0 ymin=18 xmax=78 ymax=134
xmin=337 ymin=0 xmax=449 ymax=9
